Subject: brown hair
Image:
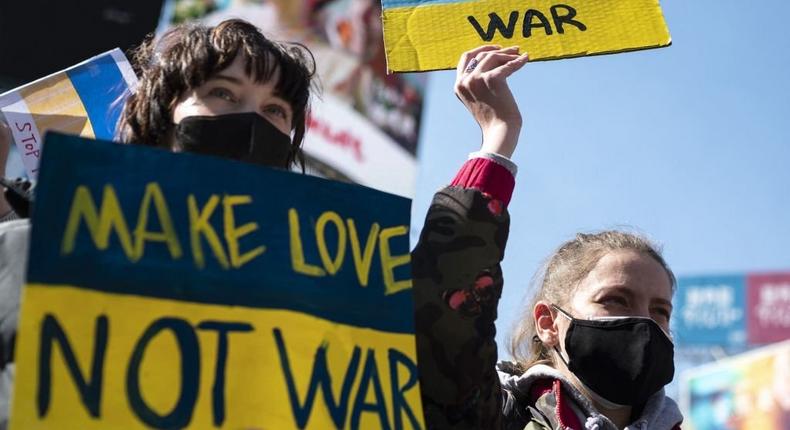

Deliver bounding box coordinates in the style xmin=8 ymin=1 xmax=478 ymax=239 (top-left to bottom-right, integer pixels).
xmin=118 ymin=19 xmax=316 ymax=170
xmin=508 ymin=230 xmax=676 ymax=372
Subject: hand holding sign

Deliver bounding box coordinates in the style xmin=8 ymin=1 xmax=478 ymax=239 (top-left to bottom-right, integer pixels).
xmin=455 ymin=45 xmax=529 ymax=158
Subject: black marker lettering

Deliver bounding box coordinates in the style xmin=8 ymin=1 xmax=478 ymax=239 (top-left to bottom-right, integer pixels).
xmin=468 ymin=11 xmax=519 ymax=41
xmin=551 ymin=4 xmax=587 ymax=33
xmin=523 ymin=9 xmax=553 ymax=38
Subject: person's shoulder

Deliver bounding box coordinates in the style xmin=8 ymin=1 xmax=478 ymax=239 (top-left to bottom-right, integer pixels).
xmin=0 ymin=218 xmax=30 ymax=230
xmin=0 ymin=219 xmax=31 ymax=250
xmin=0 ymin=218 xmax=30 ymax=291
xmin=497 ymin=361 xmax=563 ymax=391
xmin=0 ymin=219 xmax=29 ymax=357
xmin=497 ymin=361 xmax=550 ymax=429
xmin=497 ymin=360 xmax=523 ymax=376
xmin=523 ymin=418 xmax=552 ymax=430
xmin=643 ymin=390 xmax=684 ymax=430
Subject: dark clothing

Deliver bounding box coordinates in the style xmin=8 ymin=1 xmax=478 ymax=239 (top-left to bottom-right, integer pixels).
xmin=411 ymin=187 xmax=683 ymax=430
xmin=499 ymin=363 xmax=683 ymax=430
xmin=412 ymin=186 xmax=509 ymax=429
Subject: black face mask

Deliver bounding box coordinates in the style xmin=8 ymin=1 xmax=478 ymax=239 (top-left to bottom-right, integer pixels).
xmin=553 ymin=305 xmax=675 ymax=407
xmin=174 ymin=112 xmax=293 ymax=169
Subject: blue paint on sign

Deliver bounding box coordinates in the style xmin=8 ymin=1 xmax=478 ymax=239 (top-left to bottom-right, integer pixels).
xmin=30 ymin=132 xmax=415 ymax=334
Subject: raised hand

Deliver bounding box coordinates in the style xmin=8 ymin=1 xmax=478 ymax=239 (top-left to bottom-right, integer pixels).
xmin=454 ymin=45 xmax=528 ymax=158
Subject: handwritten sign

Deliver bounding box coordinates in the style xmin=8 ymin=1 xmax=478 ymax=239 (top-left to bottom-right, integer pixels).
xmin=381 ymin=0 xmax=672 ymax=72
xmin=0 ymin=49 xmax=137 ymax=179
xmin=12 ymin=133 xmax=424 ymax=429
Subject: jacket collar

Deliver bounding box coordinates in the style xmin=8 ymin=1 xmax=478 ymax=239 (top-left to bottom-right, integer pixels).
xmin=498 ymin=363 xmax=683 ymax=430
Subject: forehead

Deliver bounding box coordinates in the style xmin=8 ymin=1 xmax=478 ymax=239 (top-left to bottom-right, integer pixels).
xmin=214 ymin=52 xmax=282 ymax=84
xmin=575 ymin=249 xmax=673 ymax=302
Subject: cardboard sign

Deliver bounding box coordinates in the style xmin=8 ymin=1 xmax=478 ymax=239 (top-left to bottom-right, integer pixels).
xmin=0 ymin=49 xmax=137 ymax=179
xmin=12 ymin=133 xmax=424 ymax=429
xmin=382 ymin=0 xmax=672 ymax=72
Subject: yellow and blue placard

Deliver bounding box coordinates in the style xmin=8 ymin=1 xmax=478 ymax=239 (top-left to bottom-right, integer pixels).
xmin=0 ymin=49 xmax=137 ymax=179
xmin=12 ymin=132 xmax=424 ymax=429
xmin=381 ymin=0 xmax=672 ymax=72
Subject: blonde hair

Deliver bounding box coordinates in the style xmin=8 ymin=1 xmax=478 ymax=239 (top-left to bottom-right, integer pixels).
xmin=508 ymin=230 xmax=675 ymax=372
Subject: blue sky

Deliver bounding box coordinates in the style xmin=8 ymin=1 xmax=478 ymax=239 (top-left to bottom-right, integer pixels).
xmin=409 ymin=0 xmax=790 ymax=352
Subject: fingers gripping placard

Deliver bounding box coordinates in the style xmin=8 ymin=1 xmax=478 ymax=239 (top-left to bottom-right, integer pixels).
xmin=382 ymin=0 xmax=671 ymax=72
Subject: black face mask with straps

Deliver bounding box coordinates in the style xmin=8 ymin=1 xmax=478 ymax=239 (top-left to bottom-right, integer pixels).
xmin=552 ymin=305 xmax=675 ymax=407
xmin=174 ymin=113 xmax=293 ymax=169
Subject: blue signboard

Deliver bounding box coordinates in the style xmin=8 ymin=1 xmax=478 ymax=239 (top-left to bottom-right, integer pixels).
xmin=672 ymin=275 xmax=747 ymax=346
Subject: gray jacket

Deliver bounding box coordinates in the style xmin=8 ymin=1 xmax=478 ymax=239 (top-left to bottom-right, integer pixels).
xmin=0 ymin=219 xmax=29 ymax=430
xmin=498 ymin=363 xmax=684 ymax=430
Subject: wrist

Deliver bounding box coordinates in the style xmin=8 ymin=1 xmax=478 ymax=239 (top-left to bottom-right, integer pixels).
xmin=480 ymin=120 xmax=522 ymax=158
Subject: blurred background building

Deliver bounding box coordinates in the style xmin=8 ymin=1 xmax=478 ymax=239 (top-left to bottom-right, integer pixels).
xmin=670 ymin=273 xmax=790 ymax=429
xmin=0 ymin=0 xmax=426 ymax=197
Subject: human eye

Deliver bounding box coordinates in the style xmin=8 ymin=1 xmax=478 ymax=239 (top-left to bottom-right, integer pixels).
xmin=208 ymin=87 xmax=238 ymax=103
xmin=600 ymin=295 xmax=628 ymax=307
xmin=651 ymin=306 xmax=672 ymax=321
xmin=263 ymin=104 xmax=288 ymax=119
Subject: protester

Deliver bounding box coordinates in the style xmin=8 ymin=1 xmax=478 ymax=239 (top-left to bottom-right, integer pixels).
xmin=506 ymin=232 xmax=682 ymax=429
xmin=408 ymin=22 xmax=683 ymax=429
xmin=117 ymin=19 xmax=313 ymax=169
xmin=0 ymin=18 xmax=529 ymax=428
xmin=413 ymin=223 xmax=685 ymax=428
xmin=123 ymin=19 xmax=530 ymax=430
xmin=0 ymin=122 xmax=28 ymax=430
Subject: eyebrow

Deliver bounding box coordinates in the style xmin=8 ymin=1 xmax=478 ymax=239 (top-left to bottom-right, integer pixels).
xmin=598 ymin=286 xmax=673 ymax=310
xmin=208 ymin=74 xmax=244 ymax=85
xmin=598 ymin=285 xmax=635 ymax=299
xmin=652 ymin=298 xmax=674 ymax=311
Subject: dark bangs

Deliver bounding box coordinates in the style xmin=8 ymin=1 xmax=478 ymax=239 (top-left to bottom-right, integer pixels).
xmin=119 ymin=18 xmax=316 ymax=170
xmin=207 ymin=19 xmax=313 ymax=119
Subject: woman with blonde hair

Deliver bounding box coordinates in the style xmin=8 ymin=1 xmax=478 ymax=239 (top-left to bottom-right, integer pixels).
xmin=414 ymin=226 xmax=684 ymax=430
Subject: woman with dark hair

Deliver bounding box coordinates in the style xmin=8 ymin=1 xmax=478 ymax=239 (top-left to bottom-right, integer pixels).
xmin=0 ymin=18 xmax=530 ymax=428
xmin=119 ymin=19 xmax=315 ymax=170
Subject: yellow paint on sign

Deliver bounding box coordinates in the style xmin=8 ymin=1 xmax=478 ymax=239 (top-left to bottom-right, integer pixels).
xmin=20 ymin=73 xmax=95 ymax=138
xmin=382 ymin=0 xmax=671 ymax=72
xmin=13 ymin=285 xmax=424 ymax=429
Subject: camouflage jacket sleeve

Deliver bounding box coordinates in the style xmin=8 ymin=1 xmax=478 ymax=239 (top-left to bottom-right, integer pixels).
xmin=411 ymin=185 xmax=510 ymax=429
